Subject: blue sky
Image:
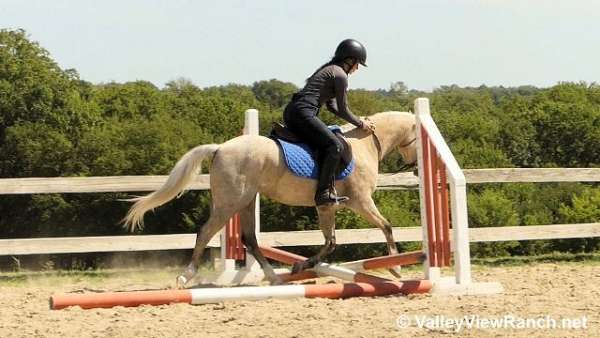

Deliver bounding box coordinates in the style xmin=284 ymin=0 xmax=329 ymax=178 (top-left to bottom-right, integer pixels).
xmin=2 ymin=0 xmax=600 ymax=90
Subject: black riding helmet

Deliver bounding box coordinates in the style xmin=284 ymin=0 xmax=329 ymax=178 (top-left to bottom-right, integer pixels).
xmin=334 ymin=39 xmax=367 ymax=67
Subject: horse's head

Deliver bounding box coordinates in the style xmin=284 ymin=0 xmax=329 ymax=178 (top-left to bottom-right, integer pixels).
xmin=367 ymin=112 xmax=417 ymax=171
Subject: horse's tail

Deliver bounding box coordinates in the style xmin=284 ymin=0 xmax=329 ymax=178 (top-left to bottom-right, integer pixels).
xmin=122 ymin=143 xmax=220 ymax=232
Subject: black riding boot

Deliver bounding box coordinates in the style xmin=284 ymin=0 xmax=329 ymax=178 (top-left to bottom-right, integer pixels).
xmin=315 ymin=147 xmax=349 ymax=206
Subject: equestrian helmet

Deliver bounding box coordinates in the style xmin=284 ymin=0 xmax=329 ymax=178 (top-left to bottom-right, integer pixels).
xmin=334 ymin=39 xmax=367 ymax=67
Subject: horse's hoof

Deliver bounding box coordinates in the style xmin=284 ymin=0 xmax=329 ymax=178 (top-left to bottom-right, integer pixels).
xmin=175 ymin=275 xmax=188 ymax=289
xmin=269 ymin=275 xmax=285 ymax=286
xmin=291 ymin=262 xmax=304 ymax=275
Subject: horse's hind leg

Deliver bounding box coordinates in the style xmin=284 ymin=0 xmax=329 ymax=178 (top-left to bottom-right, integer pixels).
xmin=239 ymin=196 xmax=283 ymax=285
xmin=291 ymin=206 xmax=336 ymax=274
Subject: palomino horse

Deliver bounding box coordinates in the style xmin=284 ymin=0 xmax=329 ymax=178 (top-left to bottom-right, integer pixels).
xmin=123 ymin=111 xmax=417 ymax=288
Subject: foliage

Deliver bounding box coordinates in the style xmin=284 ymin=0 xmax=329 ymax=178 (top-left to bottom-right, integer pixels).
xmin=554 ymin=188 xmax=600 ymax=252
xmin=251 ymin=79 xmax=297 ymax=111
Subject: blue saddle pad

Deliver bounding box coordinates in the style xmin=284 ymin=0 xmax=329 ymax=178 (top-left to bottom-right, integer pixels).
xmin=273 ymin=126 xmax=354 ymax=180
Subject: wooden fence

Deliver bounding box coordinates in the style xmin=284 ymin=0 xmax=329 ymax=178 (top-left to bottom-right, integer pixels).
xmin=1 ymin=168 xmax=600 ymax=256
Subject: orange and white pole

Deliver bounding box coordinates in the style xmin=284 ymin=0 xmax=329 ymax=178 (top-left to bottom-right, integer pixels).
xmin=50 ymin=280 xmax=432 ymax=310
xmin=339 ymin=251 xmax=425 ymax=271
xmin=259 ymin=246 xmax=391 ymax=283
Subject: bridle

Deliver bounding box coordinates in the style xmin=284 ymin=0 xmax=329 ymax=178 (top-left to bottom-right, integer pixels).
xmin=371 ymin=129 xmax=417 ymax=171
xmin=397 ymin=137 xmax=417 ymax=171
xmin=399 ymin=137 xmax=417 ymax=148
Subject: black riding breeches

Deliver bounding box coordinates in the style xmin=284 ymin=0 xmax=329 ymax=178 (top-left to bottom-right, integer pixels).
xmin=283 ymin=100 xmax=343 ymax=193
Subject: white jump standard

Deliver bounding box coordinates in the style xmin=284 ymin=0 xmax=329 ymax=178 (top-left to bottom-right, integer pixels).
xmin=415 ymin=98 xmax=502 ymax=295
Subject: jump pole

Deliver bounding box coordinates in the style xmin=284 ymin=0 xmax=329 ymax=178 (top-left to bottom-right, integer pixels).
xmin=259 ymin=245 xmax=422 ymax=284
xmin=338 ymin=251 xmax=425 ymax=271
xmin=277 ymin=250 xmax=423 ymax=282
xmin=50 ymin=279 xmax=432 ymax=310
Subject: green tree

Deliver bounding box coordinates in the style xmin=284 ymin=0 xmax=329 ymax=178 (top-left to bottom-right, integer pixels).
xmin=92 ymin=81 xmax=167 ymax=120
xmin=0 ymin=122 xmax=75 ymax=177
xmin=468 ymin=188 xmax=520 ymax=257
xmin=0 ymin=29 xmax=100 ymax=144
xmin=554 ymin=187 xmax=600 ymax=252
xmin=251 ymin=79 xmax=297 ymax=110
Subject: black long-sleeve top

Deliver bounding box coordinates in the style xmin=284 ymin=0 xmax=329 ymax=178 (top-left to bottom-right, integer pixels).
xmin=295 ymin=63 xmax=362 ymax=127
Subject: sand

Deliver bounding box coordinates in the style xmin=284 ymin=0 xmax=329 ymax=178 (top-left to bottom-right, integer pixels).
xmin=0 ymin=263 xmax=598 ymax=338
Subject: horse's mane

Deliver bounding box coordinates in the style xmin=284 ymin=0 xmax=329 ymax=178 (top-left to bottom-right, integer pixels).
xmin=340 ymin=111 xmax=414 ymax=134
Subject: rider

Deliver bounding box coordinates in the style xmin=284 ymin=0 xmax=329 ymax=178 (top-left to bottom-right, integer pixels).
xmin=283 ymin=39 xmax=376 ymax=206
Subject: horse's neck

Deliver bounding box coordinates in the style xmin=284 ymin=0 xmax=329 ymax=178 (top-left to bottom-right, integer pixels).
xmin=343 ymin=113 xmax=412 ymax=161
xmin=344 ymin=129 xmax=380 ymax=163
xmin=373 ymin=119 xmax=409 ymax=159
xmin=345 ymin=129 xmax=400 ymax=163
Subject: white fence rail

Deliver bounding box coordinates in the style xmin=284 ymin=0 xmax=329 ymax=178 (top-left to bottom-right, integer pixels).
xmin=1 ymin=223 xmax=599 ymax=256
xmin=3 ymin=168 xmax=599 ymax=195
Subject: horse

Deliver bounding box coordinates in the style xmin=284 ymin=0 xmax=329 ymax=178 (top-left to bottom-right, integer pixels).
xmin=123 ymin=111 xmax=418 ymax=288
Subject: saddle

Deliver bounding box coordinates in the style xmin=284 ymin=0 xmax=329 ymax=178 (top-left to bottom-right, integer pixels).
xmin=269 ymin=122 xmax=354 ymax=179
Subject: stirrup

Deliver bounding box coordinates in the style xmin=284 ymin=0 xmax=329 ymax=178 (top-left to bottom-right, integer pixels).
xmin=315 ymin=189 xmax=350 ymax=206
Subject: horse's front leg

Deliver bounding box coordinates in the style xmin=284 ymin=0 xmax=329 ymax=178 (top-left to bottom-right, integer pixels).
xmin=291 ymin=206 xmax=336 ymax=274
xmin=346 ymin=196 xmax=402 ymax=278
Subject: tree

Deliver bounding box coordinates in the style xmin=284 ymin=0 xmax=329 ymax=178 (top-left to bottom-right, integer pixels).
xmin=92 ymin=81 xmax=167 ymax=120
xmin=0 ymin=29 xmax=100 ymax=141
xmin=554 ymin=187 xmax=600 ymax=253
xmin=0 ymin=29 xmax=100 ymax=177
xmin=251 ymin=79 xmax=297 ymax=110
xmin=468 ymin=188 xmax=520 ymax=257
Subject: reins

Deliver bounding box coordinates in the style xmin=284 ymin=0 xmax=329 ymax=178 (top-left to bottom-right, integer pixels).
xmin=369 ymin=127 xmax=417 ymax=171
xmin=370 ymin=131 xmax=416 ymax=162
xmin=371 ymin=130 xmax=383 ymax=161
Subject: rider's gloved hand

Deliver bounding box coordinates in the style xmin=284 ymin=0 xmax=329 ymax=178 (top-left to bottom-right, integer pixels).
xmin=360 ymin=117 xmax=376 ymax=133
